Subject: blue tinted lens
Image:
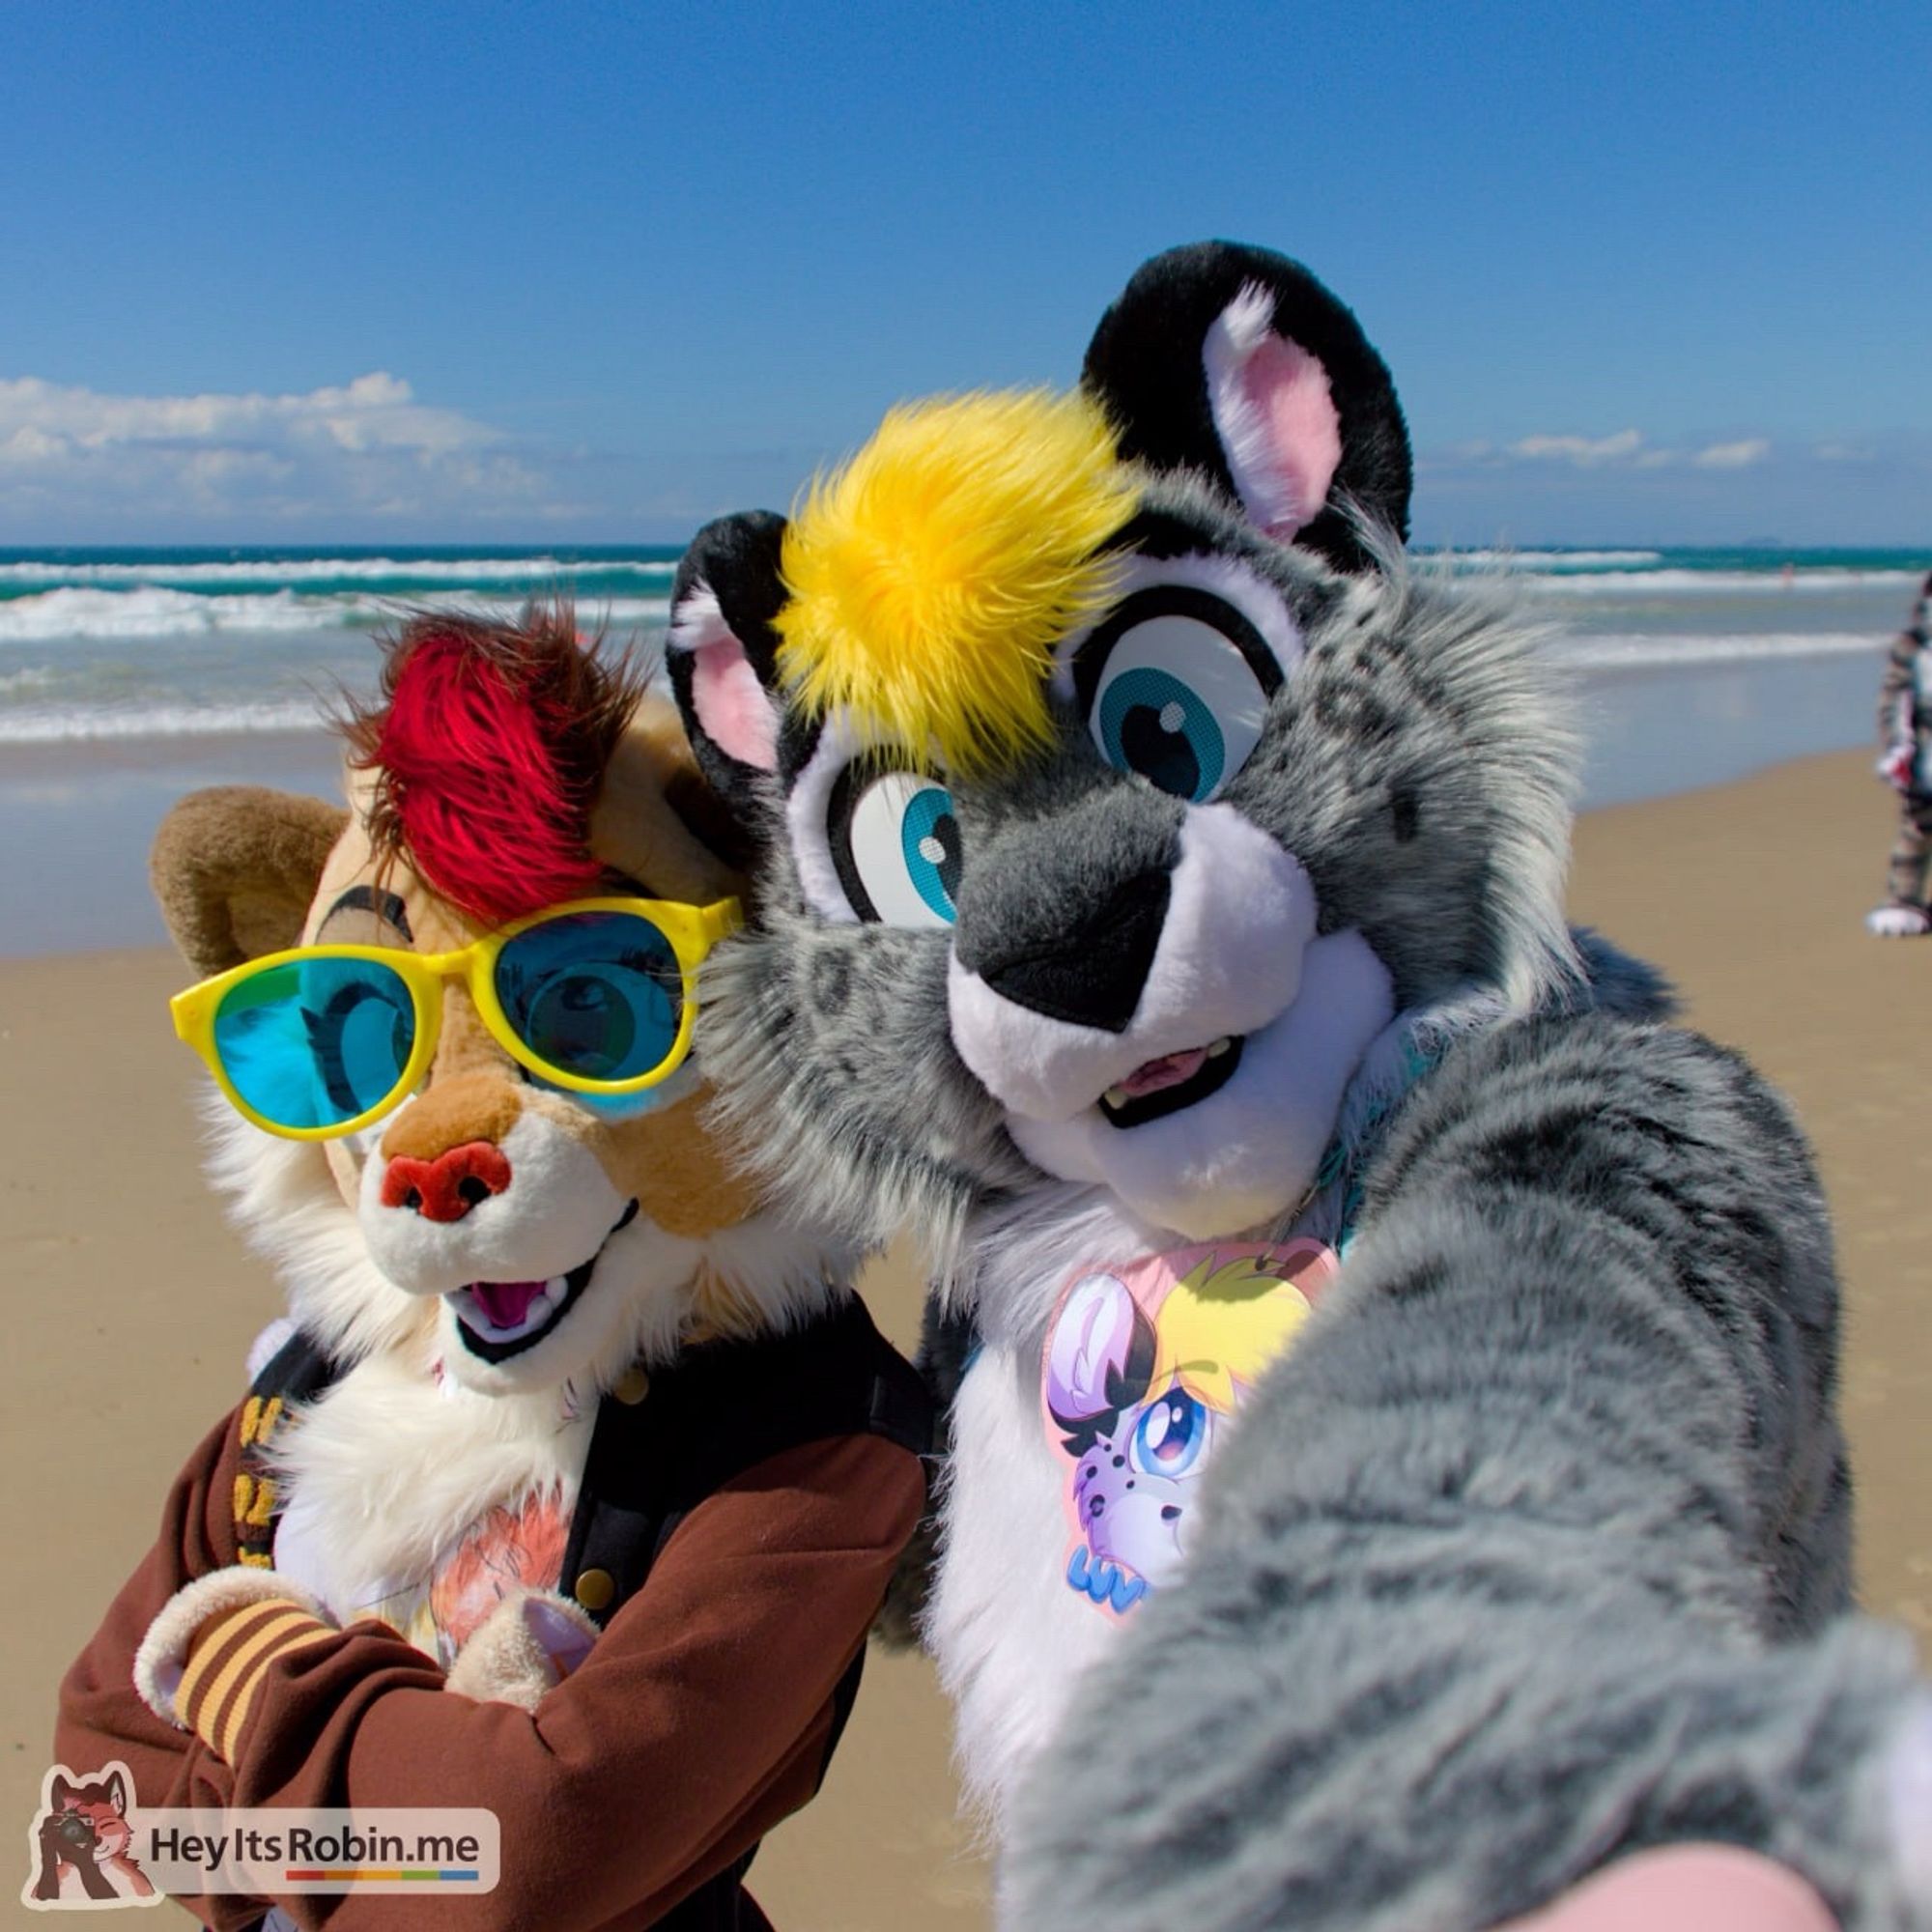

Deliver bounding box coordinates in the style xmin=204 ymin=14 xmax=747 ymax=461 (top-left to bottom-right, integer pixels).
xmin=213 ymin=956 xmax=416 ymax=1131
xmin=494 ymin=912 xmax=682 ymax=1084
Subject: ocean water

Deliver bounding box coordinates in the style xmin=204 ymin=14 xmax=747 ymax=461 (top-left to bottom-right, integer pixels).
xmin=0 ymin=543 xmax=1925 ymax=953
xmin=0 ymin=546 xmax=681 ymax=742
xmin=0 ymin=543 xmax=1923 ymax=748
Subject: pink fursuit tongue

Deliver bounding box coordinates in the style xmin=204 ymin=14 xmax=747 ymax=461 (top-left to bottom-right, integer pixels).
xmin=469 ymin=1280 xmax=547 ymax=1329
xmin=1118 ymin=1047 xmax=1209 ymax=1099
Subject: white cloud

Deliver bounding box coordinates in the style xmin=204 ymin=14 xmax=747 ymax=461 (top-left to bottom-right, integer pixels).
xmin=1507 ymin=428 xmax=1644 ymax=466
xmin=1692 ymin=438 xmax=1771 ymax=469
xmin=1412 ymin=428 xmax=1932 ymax=547
xmin=1472 ymin=430 xmax=1771 ymax=473
xmin=0 ymin=372 xmax=563 ymax=528
xmin=1430 ymin=427 xmax=1779 ymax=478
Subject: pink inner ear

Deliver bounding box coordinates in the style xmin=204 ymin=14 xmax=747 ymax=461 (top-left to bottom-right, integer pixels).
xmin=1204 ymin=285 xmax=1346 ymax=544
xmin=691 ymin=634 xmax=780 ymax=773
xmin=1243 ymin=334 xmax=1343 ymax=539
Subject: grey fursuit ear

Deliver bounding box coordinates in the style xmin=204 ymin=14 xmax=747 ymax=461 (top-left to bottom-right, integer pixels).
xmin=664 ymin=510 xmax=793 ymax=825
xmin=1081 ymin=240 xmax=1412 ymax=572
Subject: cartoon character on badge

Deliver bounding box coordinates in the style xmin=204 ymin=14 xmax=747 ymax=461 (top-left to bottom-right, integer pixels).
xmin=1043 ymin=1243 xmax=1335 ymax=1613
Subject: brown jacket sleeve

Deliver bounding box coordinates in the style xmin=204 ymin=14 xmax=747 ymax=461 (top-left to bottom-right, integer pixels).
xmin=55 ymin=1407 xmax=261 ymax=1928
xmin=181 ymin=1429 xmax=923 ymax=1931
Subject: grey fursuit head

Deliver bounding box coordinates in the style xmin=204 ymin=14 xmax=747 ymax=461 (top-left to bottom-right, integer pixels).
xmin=662 ymin=242 xmax=1931 ymax=1927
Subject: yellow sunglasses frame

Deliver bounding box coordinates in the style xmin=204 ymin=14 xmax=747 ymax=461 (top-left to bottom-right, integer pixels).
xmin=170 ymin=895 xmax=744 ymax=1142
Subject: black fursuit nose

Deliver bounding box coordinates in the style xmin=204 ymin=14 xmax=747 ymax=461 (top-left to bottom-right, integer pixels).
xmin=974 ymin=868 xmax=1171 ymax=1034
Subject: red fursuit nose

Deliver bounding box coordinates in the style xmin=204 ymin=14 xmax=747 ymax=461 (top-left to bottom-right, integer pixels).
xmin=381 ymin=1142 xmax=513 ymax=1222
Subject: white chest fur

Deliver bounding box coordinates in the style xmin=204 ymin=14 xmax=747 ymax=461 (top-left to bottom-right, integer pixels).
xmin=927 ymin=1192 xmax=1172 ymax=1824
xmin=270 ymin=1345 xmax=592 ymax=1631
xmin=925 ymin=1338 xmax=1122 ymax=1824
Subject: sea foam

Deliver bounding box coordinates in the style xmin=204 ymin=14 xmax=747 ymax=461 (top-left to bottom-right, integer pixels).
xmin=1518 ymin=568 xmax=1923 ymax=596
xmin=0 ymin=586 xmax=671 ymax=642
xmin=1552 ymin=630 xmax=1888 ymax=669
xmin=0 ymin=555 xmax=675 ymax=586
xmin=0 ymin=698 xmax=329 ymax=744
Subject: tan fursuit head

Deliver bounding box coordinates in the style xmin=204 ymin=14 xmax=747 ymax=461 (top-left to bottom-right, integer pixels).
xmin=145 ymin=610 xmax=855 ymax=1666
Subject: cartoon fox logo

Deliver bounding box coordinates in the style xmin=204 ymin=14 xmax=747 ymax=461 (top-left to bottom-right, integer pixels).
xmin=25 ymin=1766 xmax=156 ymax=1909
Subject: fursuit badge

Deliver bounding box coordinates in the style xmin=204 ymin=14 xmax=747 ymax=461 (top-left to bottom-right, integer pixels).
xmin=1040 ymin=1239 xmax=1337 ymax=1617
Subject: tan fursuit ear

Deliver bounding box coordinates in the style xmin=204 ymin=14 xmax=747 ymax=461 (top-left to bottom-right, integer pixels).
xmin=589 ymin=695 xmax=750 ymax=904
xmin=151 ymin=785 xmax=350 ymax=977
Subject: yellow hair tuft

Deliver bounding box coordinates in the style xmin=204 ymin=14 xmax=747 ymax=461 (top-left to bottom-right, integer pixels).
xmin=776 ymin=388 xmax=1138 ymax=773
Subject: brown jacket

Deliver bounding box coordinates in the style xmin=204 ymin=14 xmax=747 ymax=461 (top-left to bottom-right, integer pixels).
xmin=57 ymin=1404 xmax=923 ymax=1930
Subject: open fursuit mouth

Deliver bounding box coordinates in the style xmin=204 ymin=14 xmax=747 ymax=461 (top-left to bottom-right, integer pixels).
xmin=449 ymin=1200 xmax=639 ymax=1362
xmin=1098 ymin=1037 xmax=1244 ymax=1129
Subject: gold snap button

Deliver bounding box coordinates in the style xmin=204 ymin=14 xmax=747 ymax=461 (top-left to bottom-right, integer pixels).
xmin=573 ymin=1568 xmax=615 ymax=1612
xmin=612 ymin=1366 xmax=651 ymax=1406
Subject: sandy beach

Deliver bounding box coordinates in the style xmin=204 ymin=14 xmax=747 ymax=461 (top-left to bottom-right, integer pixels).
xmin=2 ymin=746 xmax=1927 ymax=1928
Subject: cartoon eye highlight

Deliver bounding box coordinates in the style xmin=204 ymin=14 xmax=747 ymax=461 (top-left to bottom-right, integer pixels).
xmin=1074 ymin=585 xmax=1288 ymax=803
xmin=828 ymin=765 xmax=962 ymax=927
xmin=1129 ymin=1384 xmax=1214 ymax=1480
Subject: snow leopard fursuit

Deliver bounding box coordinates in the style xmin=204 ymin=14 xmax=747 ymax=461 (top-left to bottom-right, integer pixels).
xmin=664 ymin=242 xmax=1932 ymax=1927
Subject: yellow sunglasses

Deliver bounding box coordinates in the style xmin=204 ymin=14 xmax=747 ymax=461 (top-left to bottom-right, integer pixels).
xmin=171 ymin=895 xmax=743 ymax=1141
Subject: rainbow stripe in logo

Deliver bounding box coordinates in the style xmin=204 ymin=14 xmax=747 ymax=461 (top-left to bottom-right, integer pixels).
xmin=285 ymin=1868 xmax=481 ymax=1884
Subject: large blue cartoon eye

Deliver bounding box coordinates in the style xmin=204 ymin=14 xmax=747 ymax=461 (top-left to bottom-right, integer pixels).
xmin=828 ymin=766 xmax=961 ymax=927
xmin=1077 ymin=585 xmax=1286 ymax=803
xmin=1129 ymin=1385 xmax=1213 ymax=1479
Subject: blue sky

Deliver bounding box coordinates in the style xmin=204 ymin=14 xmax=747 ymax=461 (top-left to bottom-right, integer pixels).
xmin=2 ymin=1 xmax=1925 ymax=546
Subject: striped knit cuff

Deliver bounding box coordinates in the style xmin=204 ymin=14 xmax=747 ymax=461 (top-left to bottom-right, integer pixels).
xmin=179 ymin=1597 xmax=335 ymax=1762
xmin=134 ymin=1566 xmax=333 ymax=1763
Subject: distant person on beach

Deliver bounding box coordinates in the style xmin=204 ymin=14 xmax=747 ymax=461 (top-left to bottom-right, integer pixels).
xmin=1866 ymin=571 xmax=1932 ymax=936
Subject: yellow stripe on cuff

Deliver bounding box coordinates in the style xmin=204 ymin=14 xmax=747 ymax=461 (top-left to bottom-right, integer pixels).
xmin=215 ymin=1624 xmax=334 ymax=1762
xmin=177 ymin=1600 xmax=303 ymax=1718
xmin=178 ymin=1601 xmax=332 ymax=1760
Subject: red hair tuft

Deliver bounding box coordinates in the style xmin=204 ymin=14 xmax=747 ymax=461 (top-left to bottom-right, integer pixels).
xmin=343 ymin=607 xmax=646 ymax=925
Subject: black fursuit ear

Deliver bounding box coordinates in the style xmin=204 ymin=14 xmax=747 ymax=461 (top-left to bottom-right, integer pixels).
xmin=1082 ymin=240 xmax=1412 ymax=571
xmin=665 ymin=510 xmax=791 ymax=817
